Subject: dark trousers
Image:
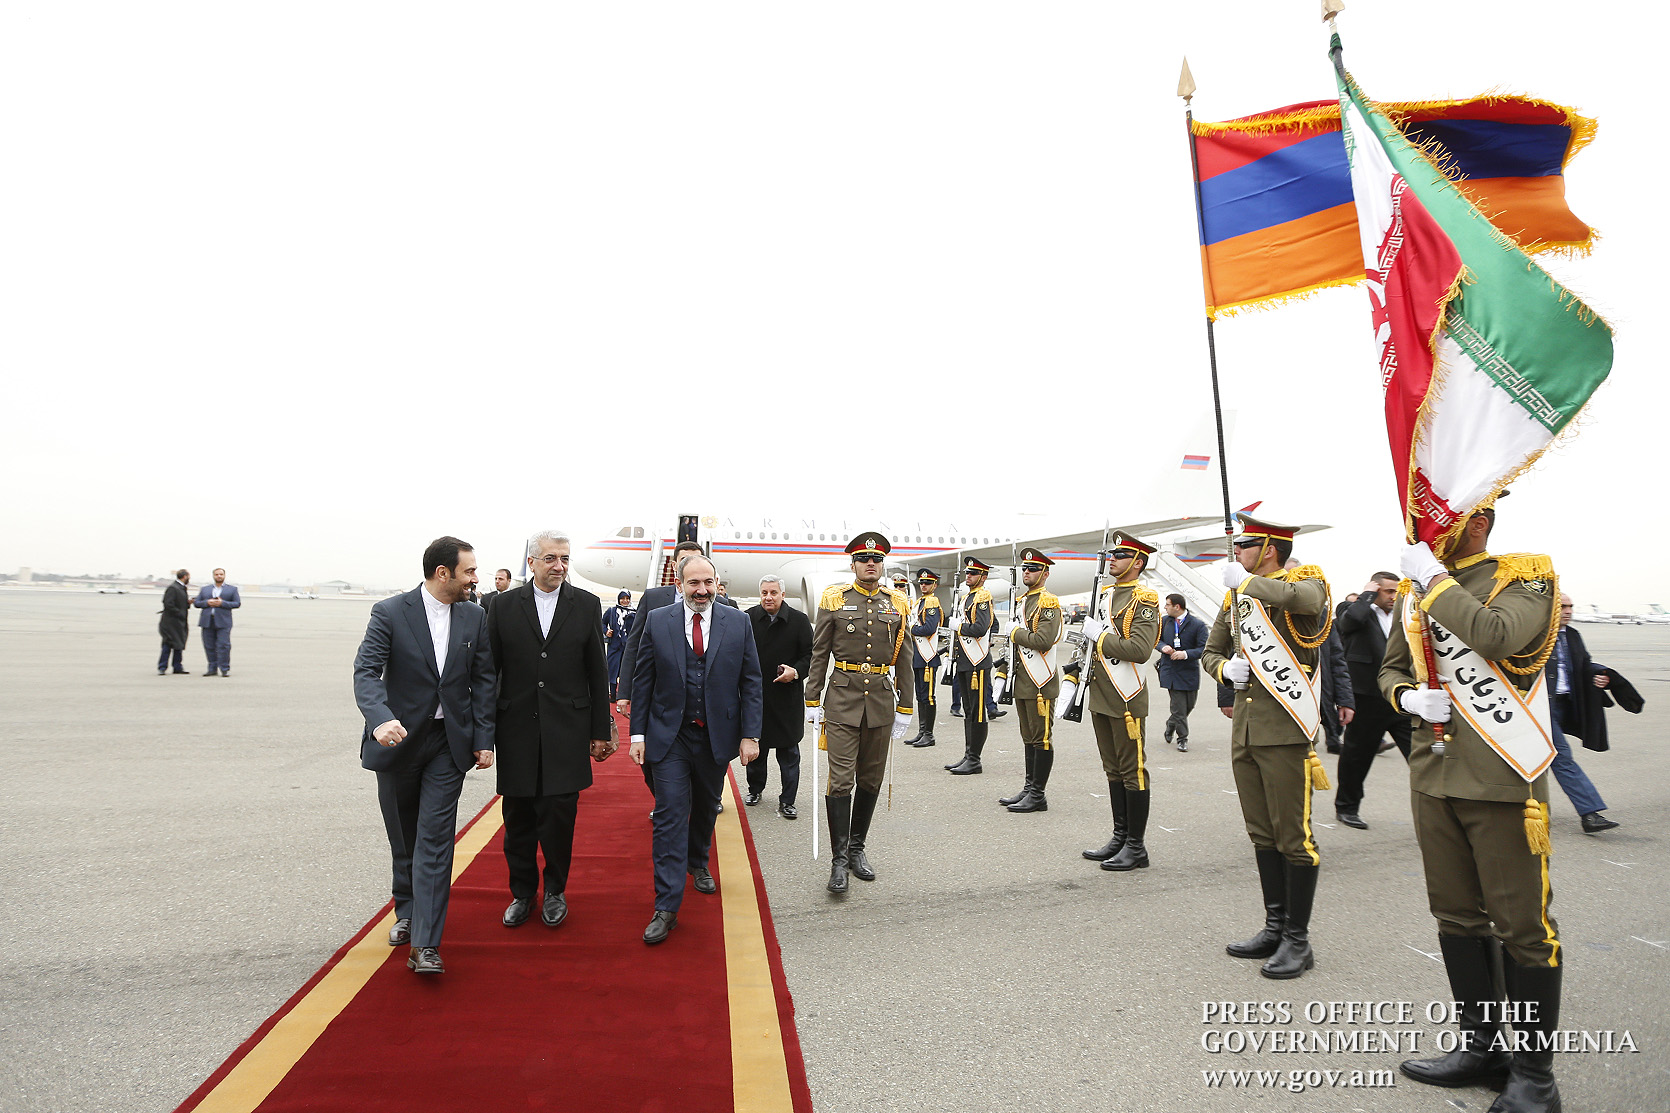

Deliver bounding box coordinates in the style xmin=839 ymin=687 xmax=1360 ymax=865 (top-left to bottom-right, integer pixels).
xmin=1334 ymin=692 xmax=1412 ymax=813
xmin=201 ymin=626 xmax=231 ymax=672
xmin=157 ymin=641 xmax=184 ymax=672
xmin=374 ymin=719 xmax=465 ymax=948
xmin=745 ymin=739 xmax=801 ymax=805
xmin=647 ymin=723 xmax=727 ymax=913
xmin=501 ymin=791 xmax=579 ymax=899
xmin=950 ymin=667 xmax=997 ymax=716
xmin=1163 ymin=687 xmax=1197 ymax=742
xmin=607 ymin=645 xmax=625 ymax=698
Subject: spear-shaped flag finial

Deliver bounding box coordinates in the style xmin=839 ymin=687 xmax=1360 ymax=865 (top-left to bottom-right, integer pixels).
xmin=1177 ymin=57 xmax=1196 ymax=102
xmin=1322 ymin=0 xmax=1345 ymax=21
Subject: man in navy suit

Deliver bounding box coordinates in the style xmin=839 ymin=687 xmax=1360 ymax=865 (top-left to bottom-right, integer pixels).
xmin=616 ymin=540 xmax=706 ymax=797
xmin=629 ymin=552 xmax=762 ymax=945
xmin=192 ymin=568 xmax=241 ymax=676
xmin=1332 ymin=572 xmax=1412 ymax=829
xmin=1155 ymin=593 xmax=1208 ymax=752
xmin=353 ymin=536 xmax=497 ymax=974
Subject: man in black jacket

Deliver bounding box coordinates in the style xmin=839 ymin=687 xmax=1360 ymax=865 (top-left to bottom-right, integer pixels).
xmin=617 ymin=541 xmax=707 ymax=797
xmin=1333 ymin=572 xmax=1412 ymax=830
xmin=1547 ymin=594 xmax=1620 ymax=833
xmin=156 ymin=569 xmax=191 ymax=674
xmin=744 ymin=575 xmax=813 ymax=818
xmin=487 ymin=529 xmax=614 ymax=930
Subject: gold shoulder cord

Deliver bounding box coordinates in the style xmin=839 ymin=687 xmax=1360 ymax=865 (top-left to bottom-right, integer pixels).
xmin=1485 ymin=556 xmax=1560 ymax=676
xmin=1282 ymin=564 xmax=1333 ymax=651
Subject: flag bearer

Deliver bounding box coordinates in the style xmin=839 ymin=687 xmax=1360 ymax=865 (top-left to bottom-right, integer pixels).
xmin=1383 ymin=503 xmax=1566 ymax=1113
xmin=1203 ymin=515 xmax=1332 ymax=979
xmin=903 ymin=569 xmax=944 ymax=748
xmin=1077 ymin=534 xmax=1162 ymax=866
xmin=998 ymin=549 xmax=1065 ymax=812
xmin=804 ymin=533 xmax=914 ymax=894
xmin=944 ymin=558 xmax=995 ymax=776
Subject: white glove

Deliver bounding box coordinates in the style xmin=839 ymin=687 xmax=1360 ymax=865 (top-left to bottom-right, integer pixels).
xmin=1221 ymin=657 xmax=1251 ymax=685
xmin=1080 ymin=617 xmax=1106 ymax=645
xmin=1400 ymin=687 xmax=1452 ymax=723
xmin=805 ymin=706 xmax=823 ymax=726
xmin=1400 ymin=542 xmax=1446 ymax=588
xmin=891 ymin=712 xmax=912 ymax=741
xmin=1222 ymin=561 xmax=1249 ymax=590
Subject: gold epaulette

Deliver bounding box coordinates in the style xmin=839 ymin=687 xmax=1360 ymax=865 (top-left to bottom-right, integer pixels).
xmin=819 ymin=584 xmax=848 ymax=612
xmin=1038 ymin=591 xmax=1061 ymax=610
xmin=1396 ymin=578 xmax=1414 ymax=597
xmin=1486 ymin=553 xmax=1555 ymax=604
xmin=1220 ymin=589 xmax=1234 ymax=611
xmin=886 ymin=587 xmax=911 ymax=610
xmin=1132 ymin=585 xmax=1159 ymax=607
xmin=1287 ymin=563 xmax=1328 ymax=585
xmin=970 ymin=587 xmax=992 ymax=605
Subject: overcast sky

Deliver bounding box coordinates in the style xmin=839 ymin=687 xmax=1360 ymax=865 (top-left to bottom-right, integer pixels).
xmin=2 ymin=3 xmax=1660 ymax=606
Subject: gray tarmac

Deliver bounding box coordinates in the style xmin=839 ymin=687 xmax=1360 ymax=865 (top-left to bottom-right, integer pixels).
xmin=1 ymin=591 xmax=1664 ymax=1113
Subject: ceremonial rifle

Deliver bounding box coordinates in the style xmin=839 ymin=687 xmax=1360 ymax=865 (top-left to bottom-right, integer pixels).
xmin=1059 ymin=526 xmax=1110 ymax=723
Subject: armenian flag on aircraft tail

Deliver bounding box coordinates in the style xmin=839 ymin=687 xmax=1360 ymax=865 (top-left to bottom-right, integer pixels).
xmin=1190 ymin=94 xmax=1597 ymax=319
xmin=1330 ymin=34 xmax=1612 ymax=551
xmin=1180 ymin=454 xmax=1211 ymax=471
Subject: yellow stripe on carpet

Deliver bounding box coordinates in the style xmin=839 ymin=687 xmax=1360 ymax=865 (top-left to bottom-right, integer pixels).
xmin=190 ymin=798 xmax=505 ymax=1113
xmin=716 ymin=774 xmax=795 ymax=1113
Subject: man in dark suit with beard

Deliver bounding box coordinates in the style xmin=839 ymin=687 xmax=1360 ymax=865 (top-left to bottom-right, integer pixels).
xmin=744 ymin=574 xmax=813 ymax=818
xmin=157 ymin=569 xmax=192 ymax=674
xmin=487 ymin=529 xmax=614 ymax=930
xmin=629 ymin=553 xmax=762 ymax=944
xmin=1333 ymin=572 xmax=1412 ymax=829
xmin=615 ymin=541 xmax=705 ymax=797
xmin=353 ymin=536 xmax=496 ymax=975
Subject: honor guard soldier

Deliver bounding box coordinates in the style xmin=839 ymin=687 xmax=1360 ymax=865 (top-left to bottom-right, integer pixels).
xmin=1077 ymin=534 xmax=1162 ymax=865
xmin=998 ymin=549 xmax=1065 ymax=812
xmin=804 ymin=533 xmax=914 ymax=894
xmin=944 ymin=557 xmax=995 ymax=775
xmin=1381 ymin=503 xmax=1566 ymax=1113
xmin=903 ymin=569 xmax=945 ymax=748
xmin=1203 ymin=515 xmax=1332 ymax=979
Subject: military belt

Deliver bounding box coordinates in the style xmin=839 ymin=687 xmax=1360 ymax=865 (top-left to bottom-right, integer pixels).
xmin=835 ymin=661 xmax=887 ymax=674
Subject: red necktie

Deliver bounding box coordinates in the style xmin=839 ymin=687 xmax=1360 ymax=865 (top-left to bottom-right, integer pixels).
xmin=692 ymin=612 xmax=704 ymax=657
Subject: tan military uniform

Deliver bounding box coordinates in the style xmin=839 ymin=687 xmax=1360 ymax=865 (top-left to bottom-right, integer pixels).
xmin=806 ymin=581 xmax=914 ymax=796
xmin=1086 ymin=581 xmax=1161 ymax=788
xmin=1203 ymin=567 xmax=1330 ymax=865
xmin=1379 ymin=552 xmax=1561 ymax=968
xmin=1009 ymin=586 xmax=1063 ymax=750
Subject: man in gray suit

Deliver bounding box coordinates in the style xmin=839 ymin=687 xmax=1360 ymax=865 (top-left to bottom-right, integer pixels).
xmin=353 ymin=536 xmax=497 ymax=975
xmin=629 ymin=553 xmax=762 ymax=944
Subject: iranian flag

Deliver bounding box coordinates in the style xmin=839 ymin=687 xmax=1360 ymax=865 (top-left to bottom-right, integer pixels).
xmin=1330 ymin=34 xmax=1613 ymax=548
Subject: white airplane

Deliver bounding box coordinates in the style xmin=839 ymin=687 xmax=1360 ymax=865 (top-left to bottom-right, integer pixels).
xmin=1641 ymin=604 xmax=1670 ymax=625
xmin=569 ymin=416 xmax=1329 ymax=624
xmin=1569 ymin=604 xmax=1643 ymax=626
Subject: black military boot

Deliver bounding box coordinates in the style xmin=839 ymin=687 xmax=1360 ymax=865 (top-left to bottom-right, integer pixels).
xmin=1009 ymin=747 xmax=1052 ymax=812
xmin=1260 ymin=860 xmax=1318 ymax=979
xmin=999 ymin=746 xmax=1036 ymax=806
xmin=946 ymin=721 xmax=985 ymax=774
xmin=825 ymin=795 xmax=852 ymax=894
xmin=1083 ymin=782 xmax=1128 ymax=860
xmin=1401 ymin=936 xmax=1511 ymax=1089
xmin=1226 ymin=849 xmax=1287 ymax=958
xmin=1488 ymin=961 xmax=1562 ymax=1113
xmin=904 ymin=701 xmax=934 ymax=745
xmin=1102 ymin=787 xmax=1149 ymax=869
xmin=848 ymin=788 xmax=880 ymax=882
xmin=907 ymin=729 xmax=936 ymax=748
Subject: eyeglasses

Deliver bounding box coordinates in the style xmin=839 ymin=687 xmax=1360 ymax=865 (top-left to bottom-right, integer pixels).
xmin=534 ymin=554 xmax=571 ymax=566
xmin=852 ymin=553 xmax=885 ymax=564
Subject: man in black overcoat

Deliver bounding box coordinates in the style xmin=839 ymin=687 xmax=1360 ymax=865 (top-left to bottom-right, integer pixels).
xmin=486 ymin=530 xmax=613 ymax=929
xmin=744 ymin=575 xmax=813 ymax=818
xmin=157 ymin=569 xmax=192 ymax=674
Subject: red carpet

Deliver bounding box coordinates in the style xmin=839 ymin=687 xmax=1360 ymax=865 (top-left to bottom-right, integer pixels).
xmin=174 ymin=725 xmax=813 ymax=1113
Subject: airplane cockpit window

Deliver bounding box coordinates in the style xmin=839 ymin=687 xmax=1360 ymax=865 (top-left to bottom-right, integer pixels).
xmin=616 ymin=526 xmax=632 ymax=537
xmin=634 ymin=527 xmax=645 ymax=539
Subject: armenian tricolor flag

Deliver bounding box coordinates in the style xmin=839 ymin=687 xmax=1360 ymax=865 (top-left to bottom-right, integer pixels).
xmin=1191 ymin=95 xmax=1597 ymax=319
xmin=1180 ymin=454 xmax=1211 ymax=471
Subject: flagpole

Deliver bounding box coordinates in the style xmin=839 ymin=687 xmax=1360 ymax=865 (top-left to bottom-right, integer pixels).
xmin=1180 ymin=58 xmax=1246 ymax=683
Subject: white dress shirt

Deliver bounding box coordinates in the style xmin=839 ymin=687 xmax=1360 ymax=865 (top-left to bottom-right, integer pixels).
xmin=421 ymin=585 xmax=451 ymax=718
xmin=211 ymin=585 xmax=222 ymax=600
xmin=630 ymin=602 xmax=713 ymax=745
xmin=1376 ymin=604 xmax=1394 ymax=639
xmin=534 ymin=581 xmax=561 ymax=638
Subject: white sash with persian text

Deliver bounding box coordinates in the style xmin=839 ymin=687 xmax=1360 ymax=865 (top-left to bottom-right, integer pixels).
xmin=913 ymin=600 xmax=939 ymax=661
xmin=1237 ymin=596 xmax=1322 ymax=741
xmin=1017 ymin=617 xmax=1064 ymax=689
xmin=1403 ymin=598 xmax=1556 ymax=781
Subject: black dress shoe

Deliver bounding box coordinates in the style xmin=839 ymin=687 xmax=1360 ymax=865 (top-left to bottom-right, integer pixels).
xmin=744 ymin=791 xmax=762 ymax=806
xmin=503 ymin=898 xmax=533 ymax=927
xmin=1581 ymin=811 xmax=1620 ymax=833
xmin=407 ymin=946 xmax=444 ymax=974
xmin=1337 ymin=811 xmax=1369 ymax=830
xmin=691 ymin=867 xmax=717 ymax=894
xmin=946 ymin=757 xmax=983 ymax=775
xmin=388 ymin=917 xmax=411 ymax=946
xmin=778 ymin=801 xmax=798 ymax=820
xmin=1176 ymin=739 xmax=1188 ymax=752
xmin=991 ymin=708 xmax=1007 ymax=718
xmin=542 ymin=892 xmax=568 ymax=927
xmin=221 ymin=671 xmax=230 ymax=677
xmin=203 ymin=670 xmax=217 ymax=676
xmin=157 ymin=668 xmax=167 ymax=675
xmin=643 ymin=910 xmax=677 ymax=944
xmin=171 ymin=668 xmax=189 ymax=674
xmin=951 ymin=708 xmax=963 ymax=718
